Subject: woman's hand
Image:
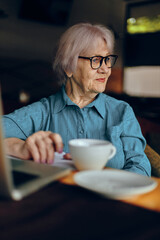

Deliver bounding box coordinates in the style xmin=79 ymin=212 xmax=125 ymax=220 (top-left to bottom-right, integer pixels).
xmin=4 ymin=131 xmax=63 ymax=164
xmin=63 ymin=153 xmax=72 ymax=160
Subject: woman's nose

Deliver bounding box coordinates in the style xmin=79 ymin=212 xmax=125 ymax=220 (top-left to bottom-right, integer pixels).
xmin=98 ymin=60 xmax=110 ymax=73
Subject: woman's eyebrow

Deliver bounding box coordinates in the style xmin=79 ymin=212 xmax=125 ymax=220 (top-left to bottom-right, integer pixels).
xmin=91 ymin=53 xmax=110 ymax=57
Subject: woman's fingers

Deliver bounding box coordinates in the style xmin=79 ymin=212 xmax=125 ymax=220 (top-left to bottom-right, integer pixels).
xmin=43 ymin=137 xmax=55 ymax=164
xmin=35 ymin=138 xmax=48 ymax=163
xmin=25 ymin=131 xmax=63 ymax=164
xmin=63 ymin=153 xmax=72 ymax=160
xmin=25 ymin=136 xmax=41 ymax=163
xmin=49 ymin=133 xmax=63 ymax=153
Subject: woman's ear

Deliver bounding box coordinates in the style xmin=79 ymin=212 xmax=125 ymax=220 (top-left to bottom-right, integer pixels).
xmin=65 ymin=71 xmax=73 ymax=78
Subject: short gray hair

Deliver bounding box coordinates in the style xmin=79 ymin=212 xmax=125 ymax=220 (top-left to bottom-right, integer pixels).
xmin=53 ymin=22 xmax=115 ymax=84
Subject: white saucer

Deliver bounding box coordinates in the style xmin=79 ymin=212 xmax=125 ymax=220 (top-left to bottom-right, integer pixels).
xmin=74 ymin=169 xmax=157 ymax=199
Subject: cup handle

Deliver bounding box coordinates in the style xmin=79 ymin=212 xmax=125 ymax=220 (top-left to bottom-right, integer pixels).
xmin=108 ymin=145 xmax=116 ymax=160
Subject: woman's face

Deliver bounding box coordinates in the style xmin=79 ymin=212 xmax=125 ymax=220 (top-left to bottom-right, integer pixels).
xmin=68 ymin=38 xmax=111 ymax=95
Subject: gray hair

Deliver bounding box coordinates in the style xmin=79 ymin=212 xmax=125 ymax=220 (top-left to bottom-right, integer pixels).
xmin=53 ymin=22 xmax=115 ymax=84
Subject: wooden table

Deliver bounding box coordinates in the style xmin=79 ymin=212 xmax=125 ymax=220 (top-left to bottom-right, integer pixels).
xmin=1 ymin=178 xmax=160 ymax=240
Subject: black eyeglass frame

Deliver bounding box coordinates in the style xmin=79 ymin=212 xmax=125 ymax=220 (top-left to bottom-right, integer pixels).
xmin=78 ymin=55 xmax=118 ymax=69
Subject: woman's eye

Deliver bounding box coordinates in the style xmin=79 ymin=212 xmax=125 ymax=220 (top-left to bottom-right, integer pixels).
xmin=93 ymin=57 xmax=101 ymax=63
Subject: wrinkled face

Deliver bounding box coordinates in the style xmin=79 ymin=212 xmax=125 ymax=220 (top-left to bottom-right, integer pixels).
xmin=68 ymin=38 xmax=112 ymax=95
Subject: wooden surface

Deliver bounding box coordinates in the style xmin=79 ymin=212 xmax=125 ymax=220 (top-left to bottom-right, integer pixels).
xmin=1 ymin=176 xmax=160 ymax=240
xmin=60 ymin=170 xmax=160 ymax=212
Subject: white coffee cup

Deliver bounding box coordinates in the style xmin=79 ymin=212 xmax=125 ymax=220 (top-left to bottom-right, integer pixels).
xmin=69 ymin=139 xmax=116 ymax=171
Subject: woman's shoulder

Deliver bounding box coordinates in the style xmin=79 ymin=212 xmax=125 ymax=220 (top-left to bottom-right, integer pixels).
xmin=101 ymin=93 xmax=130 ymax=108
xmin=38 ymin=88 xmax=63 ymax=109
xmin=3 ymin=91 xmax=59 ymax=120
xmin=101 ymin=93 xmax=135 ymax=120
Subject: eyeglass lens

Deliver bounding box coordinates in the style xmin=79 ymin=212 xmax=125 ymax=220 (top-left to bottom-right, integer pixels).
xmin=91 ymin=56 xmax=116 ymax=69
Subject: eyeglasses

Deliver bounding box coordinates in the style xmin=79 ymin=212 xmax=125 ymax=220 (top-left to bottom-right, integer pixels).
xmin=78 ymin=55 xmax=118 ymax=69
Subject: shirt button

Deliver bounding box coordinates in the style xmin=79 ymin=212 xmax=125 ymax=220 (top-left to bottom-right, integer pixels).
xmin=79 ymin=130 xmax=84 ymax=134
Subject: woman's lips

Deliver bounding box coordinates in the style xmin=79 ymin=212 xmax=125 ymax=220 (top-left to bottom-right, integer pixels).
xmin=96 ymin=78 xmax=106 ymax=83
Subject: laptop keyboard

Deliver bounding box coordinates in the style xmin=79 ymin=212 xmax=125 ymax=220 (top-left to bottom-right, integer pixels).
xmin=12 ymin=170 xmax=39 ymax=187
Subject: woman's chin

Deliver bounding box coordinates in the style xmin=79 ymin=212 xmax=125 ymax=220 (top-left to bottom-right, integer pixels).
xmin=92 ymin=85 xmax=106 ymax=93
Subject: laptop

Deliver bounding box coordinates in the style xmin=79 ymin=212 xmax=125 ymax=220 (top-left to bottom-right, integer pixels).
xmin=0 ymin=95 xmax=71 ymax=201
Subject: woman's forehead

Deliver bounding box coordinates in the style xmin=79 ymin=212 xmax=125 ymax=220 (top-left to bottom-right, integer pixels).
xmin=81 ymin=38 xmax=109 ymax=56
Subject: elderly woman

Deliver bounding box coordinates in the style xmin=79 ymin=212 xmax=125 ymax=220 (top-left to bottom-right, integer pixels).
xmin=3 ymin=23 xmax=151 ymax=176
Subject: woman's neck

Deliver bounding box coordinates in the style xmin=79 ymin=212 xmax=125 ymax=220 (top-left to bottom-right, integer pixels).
xmin=65 ymin=78 xmax=97 ymax=108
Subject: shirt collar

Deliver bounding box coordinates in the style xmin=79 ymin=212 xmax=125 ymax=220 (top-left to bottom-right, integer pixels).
xmin=53 ymin=86 xmax=76 ymax=113
xmin=53 ymin=85 xmax=106 ymax=119
xmin=86 ymin=93 xmax=106 ymax=119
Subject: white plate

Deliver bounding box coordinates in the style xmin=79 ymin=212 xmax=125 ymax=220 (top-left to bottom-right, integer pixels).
xmin=74 ymin=169 xmax=158 ymax=199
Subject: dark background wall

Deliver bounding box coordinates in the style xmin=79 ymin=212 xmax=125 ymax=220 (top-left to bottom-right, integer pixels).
xmin=0 ymin=0 xmax=125 ymax=65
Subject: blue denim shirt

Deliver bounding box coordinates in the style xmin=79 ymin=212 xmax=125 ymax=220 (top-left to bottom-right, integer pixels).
xmin=3 ymin=86 xmax=151 ymax=176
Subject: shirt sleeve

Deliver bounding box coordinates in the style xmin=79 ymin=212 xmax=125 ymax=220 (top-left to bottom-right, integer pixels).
xmin=121 ymin=105 xmax=151 ymax=176
xmin=2 ymin=99 xmax=49 ymax=140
